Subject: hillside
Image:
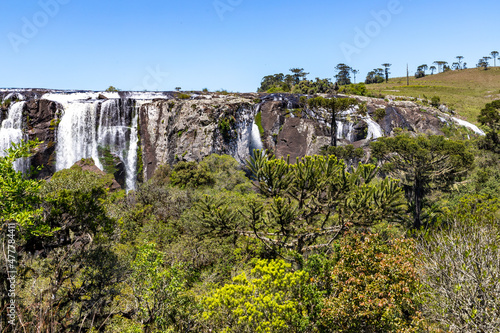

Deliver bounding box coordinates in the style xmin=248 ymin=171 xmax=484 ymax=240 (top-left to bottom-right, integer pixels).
xmin=365 ymin=67 xmax=500 ymax=124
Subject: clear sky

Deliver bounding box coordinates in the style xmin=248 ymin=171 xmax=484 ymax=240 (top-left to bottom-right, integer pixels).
xmin=1 ymin=0 xmax=499 ymax=92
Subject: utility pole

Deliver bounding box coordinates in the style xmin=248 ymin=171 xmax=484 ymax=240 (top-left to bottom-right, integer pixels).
xmin=407 ymin=64 xmax=409 ymax=86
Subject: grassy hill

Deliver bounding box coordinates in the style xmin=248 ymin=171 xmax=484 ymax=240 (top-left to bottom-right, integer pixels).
xmin=365 ymin=67 xmax=500 ymax=124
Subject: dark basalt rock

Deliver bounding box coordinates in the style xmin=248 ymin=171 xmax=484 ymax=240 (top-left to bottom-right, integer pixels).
xmin=26 ymin=99 xmax=60 ymax=179
xmin=113 ymin=158 xmax=126 ymax=189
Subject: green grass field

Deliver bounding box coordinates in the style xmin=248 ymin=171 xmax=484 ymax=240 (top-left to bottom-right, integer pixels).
xmin=365 ymin=67 xmax=500 ymax=124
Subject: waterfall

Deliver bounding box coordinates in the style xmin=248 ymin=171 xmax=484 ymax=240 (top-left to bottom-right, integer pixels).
xmin=450 ymin=117 xmax=485 ymax=135
xmin=0 ymin=101 xmax=29 ymax=172
xmin=365 ymin=116 xmax=383 ymax=140
xmin=250 ymin=121 xmax=263 ymax=152
xmin=97 ymin=99 xmax=138 ymax=190
xmin=56 ymin=101 xmax=101 ymax=171
xmin=56 ymin=98 xmax=138 ymax=190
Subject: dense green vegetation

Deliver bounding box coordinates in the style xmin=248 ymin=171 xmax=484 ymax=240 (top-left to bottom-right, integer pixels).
xmin=1 ymin=99 xmax=500 ymax=332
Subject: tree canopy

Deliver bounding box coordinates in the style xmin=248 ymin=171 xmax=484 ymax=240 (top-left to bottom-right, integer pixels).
xmin=371 ymin=134 xmax=474 ymax=229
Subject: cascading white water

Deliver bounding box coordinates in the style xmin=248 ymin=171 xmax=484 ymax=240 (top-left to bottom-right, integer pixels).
xmin=56 ymin=101 xmax=101 ymax=171
xmin=365 ymin=116 xmax=383 ymax=140
xmin=56 ymin=98 xmax=139 ymax=190
xmin=0 ymin=101 xmax=29 ymax=172
xmin=451 ymin=117 xmax=485 ymax=135
xmin=97 ymin=99 xmax=138 ymax=190
xmin=250 ymin=121 xmax=264 ymax=152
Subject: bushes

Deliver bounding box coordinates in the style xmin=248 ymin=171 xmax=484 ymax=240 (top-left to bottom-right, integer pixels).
xmin=374 ymin=107 xmax=387 ymax=121
xmin=169 ymin=161 xmax=214 ymax=189
xmin=418 ymin=195 xmax=500 ymax=332
xmin=319 ymin=232 xmax=424 ymax=332
xmin=430 ymin=96 xmax=441 ymax=107
xmin=218 ymin=117 xmax=234 ymax=140
xmin=201 ymin=233 xmax=425 ymax=333
xmin=177 ymin=93 xmax=191 ymax=100
xmin=340 ymin=82 xmax=368 ymax=96
xmin=202 ymin=259 xmax=314 ymax=332
xmin=255 ymin=111 xmax=264 ymax=137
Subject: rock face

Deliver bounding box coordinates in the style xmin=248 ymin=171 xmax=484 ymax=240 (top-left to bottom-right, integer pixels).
xmin=140 ymin=96 xmax=256 ymax=179
xmin=0 ymin=89 xmax=480 ymax=187
xmin=26 ymin=99 xmax=61 ymax=179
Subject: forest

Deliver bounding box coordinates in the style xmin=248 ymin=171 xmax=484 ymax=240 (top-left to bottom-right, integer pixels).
xmin=1 ymin=96 xmax=500 ymax=333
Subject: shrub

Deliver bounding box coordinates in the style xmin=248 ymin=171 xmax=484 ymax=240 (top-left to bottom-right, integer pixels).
xmin=254 ymin=111 xmax=264 ymax=137
xmin=169 ymin=161 xmax=214 ymax=189
xmin=177 ymin=93 xmax=191 ymax=100
xmin=202 ymin=259 xmax=316 ymax=332
xmin=319 ymin=232 xmax=424 ymax=332
xmin=418 ymin=195 xmax=500 ymax=332
xmin=430 ymin=96 xmax=441 ymax=107
xmin=374 ymin=108 xmax=387 ymax=121
xmin=320 ymin=144 xmax=364 ymax=164
xmin=218 ymin=117 xmax=235 ymax=141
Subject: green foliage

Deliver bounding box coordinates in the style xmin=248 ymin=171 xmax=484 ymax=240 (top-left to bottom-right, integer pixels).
xmin=430 ymin=96 xmax=441 ymax=107
xmin=106 ymin=86 xmax=119 ymax=92
xmin=340 ymin=82 xmax=368 ymax=96
xmin=478 ymin=99 xmax=500 ymax=152
xmin=320 ymin=144 xmax=364 ymax=165
xmin=2 ymin=98 xmax=12 ymax=109
xmin=371 ymin=134 xmax=474 ymax=228
xmin=177 ymin=93 xmax=191 ymax=99
xmin=98 ymin=145 xmax=118 ymax=175
xmin=240 ymin=151 xmax=407 ymax=257
xmin=255 ymin=111 xmax=264 ymax=137
xmin=199 ymin=154 xmax=253 ymax=193
xmin=334 ymin=63 xmax=353 ymax=85
xmin=257 ymin=69 xmax=336 ymax=94
xmin=40 ymin=161 xmax=117 ymax=244
xmin=291 ymin=77 xmax=335 ymax=94
xmin=202 ymin=259 xmax=315 ymax=332
xmin=48 ymin=118 xmax=61 ymax=130
xmin=365 ymin=68 xmax=385 ymax=84
xmin=319 ymin=232 xmax=424 ymax=332
xmin=0 ymin=140 xmax=50 ymax=240
xmin=374 ymin=107 xmax=387 ymax=121
xmin=130 ymin=242 xmax=193 ymax=332
xmin=169 ymin=161 xmax=215 ymax=189
xmin=218 ymin=117 xmax=235 ymax=141
xmin=418 ymin=195 xmax=500 ymax=331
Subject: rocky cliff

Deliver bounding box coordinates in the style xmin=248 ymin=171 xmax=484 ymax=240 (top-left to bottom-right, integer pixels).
xmin=0 ymin=89 xmax=483 ymax=188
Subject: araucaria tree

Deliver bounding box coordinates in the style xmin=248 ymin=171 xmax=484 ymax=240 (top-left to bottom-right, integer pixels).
xmin=382 ymin=63 xmax=391 ymax=82
xmin=371 ymin=134 xmax=474 ymax=229
xmin=478 ymin=99 xmax=500 ymax=152
xmin=351 ymin=68 xmax=359 ymax=84
xmin=478 ymin=57 xmax=491 ymax=70
xmin=491 ymin=51 xmax=499 ymax=67
xmin=433 ymin=61 xmax=447 ymax=73
xmin=302 ymin=96 xmax=359 ymax=147
xmin=415 ymin=64 xmax=428 ymax=78
xmin=334 ymin=63 xmax=352 ymax=85
xmin=289 ymin=68 xmax=309 ymax=85
xmin=365 ymin=68 xmax=385 ymax=84
xmin=246 ymin=153 xmax=406 ymax=258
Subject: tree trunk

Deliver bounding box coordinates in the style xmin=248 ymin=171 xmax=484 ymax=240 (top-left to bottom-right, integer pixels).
xmin=413 ymin=177 xmax=423 ymax=229
xmin=331 ymin=106 xmax=337 ymax=147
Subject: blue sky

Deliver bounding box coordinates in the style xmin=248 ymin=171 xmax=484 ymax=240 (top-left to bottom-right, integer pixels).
xmin=1 ymin=0 xmax=499 ymax=92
